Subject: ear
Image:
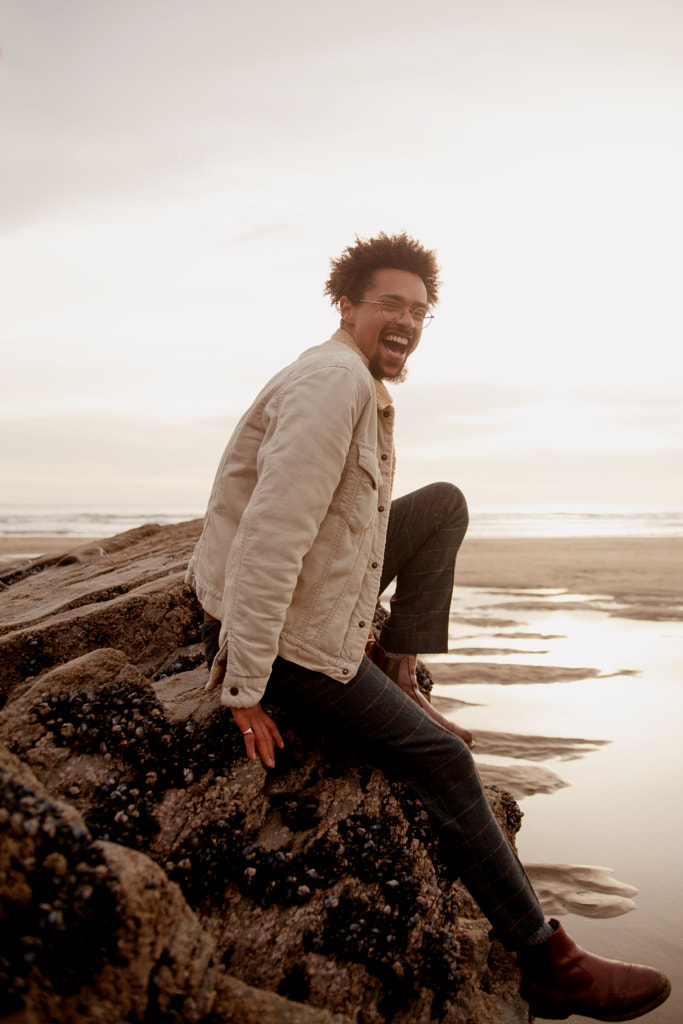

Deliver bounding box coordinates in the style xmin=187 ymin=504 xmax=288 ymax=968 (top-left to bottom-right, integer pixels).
xmin=339 ymin=295 xmax=355 ymax=325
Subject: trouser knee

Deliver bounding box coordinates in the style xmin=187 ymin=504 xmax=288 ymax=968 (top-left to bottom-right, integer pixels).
xmin=428 ymin=481 xmax=469 ymax=531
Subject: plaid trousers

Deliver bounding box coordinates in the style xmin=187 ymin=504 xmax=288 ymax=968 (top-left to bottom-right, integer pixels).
xmin=378 ymin=481 xmax=469 ymax=654
xmin=264 ymin=482 xmax=545 ymax=949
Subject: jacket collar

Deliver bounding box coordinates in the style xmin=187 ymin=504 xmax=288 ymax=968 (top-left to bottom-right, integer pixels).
xmin=331 ymin=327 xmax=394 ymax=412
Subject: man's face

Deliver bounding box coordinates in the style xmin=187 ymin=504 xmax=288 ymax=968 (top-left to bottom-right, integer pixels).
xmin=339 ymin=268 xmax=429 ymax=382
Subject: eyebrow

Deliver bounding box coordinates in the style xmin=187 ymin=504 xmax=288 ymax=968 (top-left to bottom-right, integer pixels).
xmin=378 ymin=293 xmax=429 ymax=310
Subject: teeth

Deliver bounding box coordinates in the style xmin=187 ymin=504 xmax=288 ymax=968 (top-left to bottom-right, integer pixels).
xmin=384 ymin=333 xmax=408 ymax=347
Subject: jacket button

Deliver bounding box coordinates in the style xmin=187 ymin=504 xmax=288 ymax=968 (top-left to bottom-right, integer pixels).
xmin=383 ymin=409 xmax=390 ymax=418
xmin=381 ymin=453 xmax=388 ymax=461
xmin=229 ymin=686 xmax=239 ymax=696
xmin=371 ymin=561 xmax=378 ymax=568
xmin=378 ymin=505 xmax=384 ymax=513
xmin=359 ymin=621 xmax=365 ymax=628
xmin=342 ymin=668 xmax=349 ymax=675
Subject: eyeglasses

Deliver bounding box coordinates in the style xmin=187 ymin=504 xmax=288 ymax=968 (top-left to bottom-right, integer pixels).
xmin=358 ymin=299 xmax=434 ymax=328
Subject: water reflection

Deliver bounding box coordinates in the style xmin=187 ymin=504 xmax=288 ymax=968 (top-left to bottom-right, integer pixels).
xmin=424 ymin=586 xmax=683 ymax=1024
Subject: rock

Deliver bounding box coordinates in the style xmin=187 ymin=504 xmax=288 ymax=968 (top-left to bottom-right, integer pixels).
xmin=0 ymin=523 xmax=529 ymax=1023
xmin=0 ymin=522 xmax=204 ymax=695
xmin=0 ymin=747 xmax=347 ymax=1024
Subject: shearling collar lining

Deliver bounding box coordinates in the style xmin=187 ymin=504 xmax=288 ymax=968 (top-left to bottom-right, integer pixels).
xmin=331 ymin=327 xmax=394 ymax=412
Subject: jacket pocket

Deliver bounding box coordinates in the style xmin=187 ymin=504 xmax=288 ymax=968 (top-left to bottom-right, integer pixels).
xmin=329 ymin=442 xmax=381 ymax=533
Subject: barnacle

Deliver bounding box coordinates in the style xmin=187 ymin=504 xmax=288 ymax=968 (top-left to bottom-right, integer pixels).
xmin=0 ymin=771 xmax=120 ymax=1008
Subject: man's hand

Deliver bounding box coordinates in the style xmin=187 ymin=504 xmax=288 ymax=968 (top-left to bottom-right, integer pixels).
xmin=231 ymin=704 xmax=284 ymax=769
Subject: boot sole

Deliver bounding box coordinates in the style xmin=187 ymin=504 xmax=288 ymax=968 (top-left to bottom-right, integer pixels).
xmin=526 ymin=976 xmax=671 ymax=1022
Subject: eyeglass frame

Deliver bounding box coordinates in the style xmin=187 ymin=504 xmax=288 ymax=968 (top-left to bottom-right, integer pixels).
xmin=357 ymin=299 xmax=434 ymax=328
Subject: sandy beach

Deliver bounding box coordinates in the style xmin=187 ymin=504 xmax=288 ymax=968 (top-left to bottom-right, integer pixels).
xmin=3 ymin=532 xmax=681 ymax=598
xmin=0 ymin=536 xmax=95 ymax=561
xmin=456 ymin=536 xmax=683 ymax=601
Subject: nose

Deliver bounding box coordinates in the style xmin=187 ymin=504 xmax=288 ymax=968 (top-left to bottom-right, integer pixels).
xmin=396 ymin=306 xmax=416 ymax=329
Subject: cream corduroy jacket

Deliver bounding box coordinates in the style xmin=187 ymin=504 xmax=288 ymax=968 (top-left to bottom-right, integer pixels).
xmin=185 ymin=329 xmax=395 ymax=708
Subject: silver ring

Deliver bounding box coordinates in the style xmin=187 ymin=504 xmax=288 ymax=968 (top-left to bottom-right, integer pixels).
xmin=242 ymin=727 xmax=254 ymax=736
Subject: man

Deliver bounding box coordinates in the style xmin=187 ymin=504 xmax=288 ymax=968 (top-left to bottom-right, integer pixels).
xmin=186 ymin=232 xmax=670 ymax=1021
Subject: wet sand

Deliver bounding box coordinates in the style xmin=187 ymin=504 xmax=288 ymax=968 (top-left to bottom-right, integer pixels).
xmin=0 ymin=536 xmax=94 ymax=562
xmin=456 ymin=537 xmax=683 ymax=622
xmin=2 ymin=533 xmax=681 ymax=590
xmin=423 ymin=539 xmax=682 ymax=1024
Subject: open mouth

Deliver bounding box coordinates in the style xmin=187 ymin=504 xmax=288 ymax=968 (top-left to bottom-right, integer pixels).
xmin=381 ymin=330 xmax=411 ymax=354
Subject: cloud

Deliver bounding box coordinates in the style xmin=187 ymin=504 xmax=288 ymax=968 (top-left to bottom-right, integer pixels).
xmin=3 ymin=378 xmax=682 ymax=512
xmin=2 ymin=0 xmax=683 ymax=514
xmin=0 ymin=415 xmax=235 ymax=509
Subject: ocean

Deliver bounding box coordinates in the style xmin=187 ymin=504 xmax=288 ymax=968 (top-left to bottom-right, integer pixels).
xmin=1 ymin=506 xmax=683 ymax=540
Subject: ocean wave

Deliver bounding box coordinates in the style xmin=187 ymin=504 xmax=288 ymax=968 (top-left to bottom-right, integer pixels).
xmin=1 ymin=507 xmax=682 ymax=540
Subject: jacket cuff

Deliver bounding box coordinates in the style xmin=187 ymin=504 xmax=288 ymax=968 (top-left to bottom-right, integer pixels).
xmin=219 ymin=677 xmax=268 ymax=708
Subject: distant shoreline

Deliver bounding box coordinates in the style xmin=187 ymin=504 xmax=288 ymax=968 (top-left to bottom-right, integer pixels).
xmin=2 ymin=508 xmax=682 ymax=544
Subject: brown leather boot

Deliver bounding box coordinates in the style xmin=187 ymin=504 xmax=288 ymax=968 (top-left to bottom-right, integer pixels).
xmin=518 ymin=919 xmax=671 ymax=1021
xmin=371 ymin=645 xmax=474 ymax=747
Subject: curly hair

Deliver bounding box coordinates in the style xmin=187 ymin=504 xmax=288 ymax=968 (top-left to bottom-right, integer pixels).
xmin=324 ymin=232 xmax=441 ymax=307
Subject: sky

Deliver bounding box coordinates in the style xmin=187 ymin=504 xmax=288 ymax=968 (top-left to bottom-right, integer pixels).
xmin=1 ymin=0 xmax=682 ymax=517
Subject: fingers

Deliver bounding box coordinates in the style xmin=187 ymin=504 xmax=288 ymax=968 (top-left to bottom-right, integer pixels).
xmin=240 ymin=724 xmax=258 ymax=762
xmin=252 ymin=711 xmax=285 ymax=768
xmin=232 ymin=706 xmax=284 ymax=769
xmin=248 ymin=717 xmax=274 ymax=768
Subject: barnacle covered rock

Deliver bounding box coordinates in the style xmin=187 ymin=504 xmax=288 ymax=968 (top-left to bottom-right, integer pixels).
xmin=0 ymin=523 xmax=528 ymax=1023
